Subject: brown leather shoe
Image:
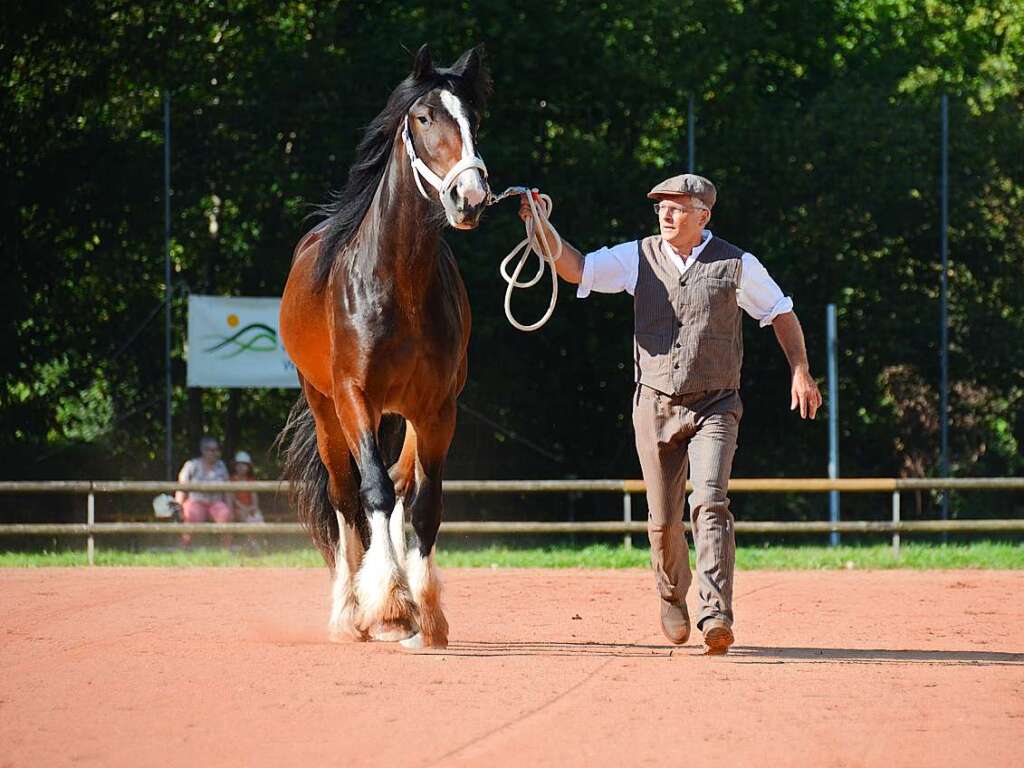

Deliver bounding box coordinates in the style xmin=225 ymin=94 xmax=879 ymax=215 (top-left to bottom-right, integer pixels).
xmin=660 ymin=600 xmax=690 ymax=644
xmin=701 ymin=618 xmax=734 ymax=655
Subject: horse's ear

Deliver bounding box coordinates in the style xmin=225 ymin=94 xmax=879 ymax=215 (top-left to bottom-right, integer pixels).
xmin=452 ymin=45 xmax=491 ymax=105
xmin=412 ymin=44 xmax=433 ymax=81
xmin=452 ymin=45 xmax=482 ymax=83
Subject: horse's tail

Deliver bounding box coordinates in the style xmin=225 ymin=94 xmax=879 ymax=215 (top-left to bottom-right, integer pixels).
xmin=276 ymin=390 xmax=338 ymax=571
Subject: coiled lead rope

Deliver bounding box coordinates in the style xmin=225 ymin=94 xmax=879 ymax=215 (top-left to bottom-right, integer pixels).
xmin=487 ymin=186 xmax=563 ymax=332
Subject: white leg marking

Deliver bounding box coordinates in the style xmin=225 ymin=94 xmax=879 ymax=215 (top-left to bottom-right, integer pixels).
xmin=406 ymin=546 xmax=430 ymax=599
xmin=329 ymin=511 xmax=366 ymax=642
xmin=389 ymin=498 xmax=407 ymax=561
xmin=354 ymin=511 xmax=415 ymax=632
xmin=399 ymin=549 xmax=429 ymax=648
xmin=404 ymin=546 xmax=447 ymax=648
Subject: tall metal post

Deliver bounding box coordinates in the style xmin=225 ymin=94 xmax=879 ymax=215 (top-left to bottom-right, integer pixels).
xmin=87 ymin=491 xmax=95 ymax=566
xmin=827 ymin=304 xmax=839 ymax=546
xmin=164 ymin=91 xmax=173 ymax=481
xmin=622 ymin=491 xmax=632 ymax=550
xmin=687 ymin=94 xmax=696 ymax=172
xmin=891 ymin=490 xmax=901 ymax=558
xmin=940 ymin=95 xmax=950 ymax=523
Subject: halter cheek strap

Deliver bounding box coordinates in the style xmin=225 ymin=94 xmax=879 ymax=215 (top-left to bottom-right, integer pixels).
xmin=402 ymin=116 xmax=489 ymax=203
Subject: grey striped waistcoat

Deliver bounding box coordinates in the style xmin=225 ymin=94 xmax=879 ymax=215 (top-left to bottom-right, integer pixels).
xmin=633 ymin=235 xmax=744 ymax=395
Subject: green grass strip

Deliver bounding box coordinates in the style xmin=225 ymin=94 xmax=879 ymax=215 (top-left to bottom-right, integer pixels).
xmin=0 ymin=542 xmax=1020 ymax=569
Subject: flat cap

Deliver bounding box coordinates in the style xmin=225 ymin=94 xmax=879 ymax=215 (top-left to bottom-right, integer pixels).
xmin=647 ymin=173 xmax=717 ymax=209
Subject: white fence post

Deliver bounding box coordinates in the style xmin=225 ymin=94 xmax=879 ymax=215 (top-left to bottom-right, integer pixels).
xmin=891 ymin=490 xmax=900 ymax=559
xmin=622 ymin=492 xmax=632 ymax=550
xmin=87 ymin=492 xmax=95 ymax=566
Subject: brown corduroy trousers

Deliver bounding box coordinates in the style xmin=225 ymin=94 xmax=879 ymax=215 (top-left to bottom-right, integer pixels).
xmin=632 ymin=386 xmax=742 ymax=630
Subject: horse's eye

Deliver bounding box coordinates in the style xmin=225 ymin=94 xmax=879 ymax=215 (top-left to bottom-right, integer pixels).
xmin=417 ymin=115 xmax=429 ymax=125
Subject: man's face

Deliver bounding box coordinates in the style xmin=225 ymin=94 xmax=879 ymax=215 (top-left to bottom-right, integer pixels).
xmin=655 ymin=195 xmax=710 ymax=246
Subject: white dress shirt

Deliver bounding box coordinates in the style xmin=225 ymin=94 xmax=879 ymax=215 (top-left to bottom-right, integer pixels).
xmin=576 ymin=230 xmax=794 ymax=328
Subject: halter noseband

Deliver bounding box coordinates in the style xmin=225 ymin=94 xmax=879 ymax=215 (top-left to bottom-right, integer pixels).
xmin=401 ymin=115 xmax=489 ymax=208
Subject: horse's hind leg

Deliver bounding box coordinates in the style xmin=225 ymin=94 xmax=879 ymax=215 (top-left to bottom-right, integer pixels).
xmin=402 ymin=407 xmax=455 ymax=649
xmin=306 ymin=386 xmax=368 ymax=642
xmin=333 ymin=384 xmax=417 ymax=637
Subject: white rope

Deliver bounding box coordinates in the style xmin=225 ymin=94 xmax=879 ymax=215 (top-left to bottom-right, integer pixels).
xmin=495 ymin=188 xmax=562 ymax=332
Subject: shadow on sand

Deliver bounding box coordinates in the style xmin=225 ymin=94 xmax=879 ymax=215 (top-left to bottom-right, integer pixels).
xmin=428 ymin=640 xmax=1024 ymax=666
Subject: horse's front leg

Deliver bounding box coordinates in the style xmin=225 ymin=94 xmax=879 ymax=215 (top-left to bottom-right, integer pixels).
xmin=402 ymin=403 xmax=456 ymax=649
xmin=333 ymin=383 xmax=417 ymax=639
xmin=304 ymin=384 xmax=369 ymax=642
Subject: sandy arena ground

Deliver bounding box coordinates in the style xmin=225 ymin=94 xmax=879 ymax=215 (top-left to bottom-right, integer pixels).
xmin=2 ymin=567 xmax=1023 ymax=767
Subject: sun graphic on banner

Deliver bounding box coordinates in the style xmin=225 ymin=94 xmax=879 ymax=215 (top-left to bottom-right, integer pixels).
xmin=227 ymin=314 xmax=240 ymax=327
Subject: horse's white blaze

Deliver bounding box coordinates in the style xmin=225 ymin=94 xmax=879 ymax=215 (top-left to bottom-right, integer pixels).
xmin=439 ymin=89 xmax=486 ymax=207
xmin=329 ymin=510 xmax=365 ymax=641
xmin=354 ymin=511 xmax=409 ymax=629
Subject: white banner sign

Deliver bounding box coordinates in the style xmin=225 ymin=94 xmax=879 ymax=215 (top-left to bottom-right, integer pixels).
xmin=187 ymin=295 xmax=299 ymax=388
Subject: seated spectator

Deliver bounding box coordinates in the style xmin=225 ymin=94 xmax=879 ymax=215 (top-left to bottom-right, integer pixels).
xmin=231 ymin=450 xmax=264 ymax=523
xmin=175 ymin=437 xmax=232 ymax=530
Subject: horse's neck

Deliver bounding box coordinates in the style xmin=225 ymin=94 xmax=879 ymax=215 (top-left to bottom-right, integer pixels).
xmin=358 ymin=149 xmax=441 ymax=296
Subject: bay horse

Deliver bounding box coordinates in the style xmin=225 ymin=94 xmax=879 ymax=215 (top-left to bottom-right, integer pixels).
xmin=277 ymin=45 xmax=491 ymax=649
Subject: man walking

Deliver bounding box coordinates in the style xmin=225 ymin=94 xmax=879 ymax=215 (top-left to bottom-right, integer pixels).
xmin=520 ymin=174 xmax=822 ymax=654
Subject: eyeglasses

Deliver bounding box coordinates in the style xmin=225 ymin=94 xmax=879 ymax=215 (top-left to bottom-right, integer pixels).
xmin=653 ymin=203 xmax=707 ymax=217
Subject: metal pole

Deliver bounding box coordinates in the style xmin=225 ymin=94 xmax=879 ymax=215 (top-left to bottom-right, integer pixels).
xmin=87 ymin=492 xmax=95 ymax=566
xmin=622 ymin=491 xmax=632 ymax=550
xmin=939 ymin=94 xmax=950 ymax=525
xmin=164 ymin=90 xmax=173 ymax=481
xmin=687 ymin=94 xmax=696 ymax=172
xmin=891 ymin=490 xmax=901 ymax=558
xmin=827 ymin=304 xmax=839 ymax=546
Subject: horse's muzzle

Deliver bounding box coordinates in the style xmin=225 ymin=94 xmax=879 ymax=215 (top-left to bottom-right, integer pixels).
xmin=449 ymin=190 xmax=487 ymax=230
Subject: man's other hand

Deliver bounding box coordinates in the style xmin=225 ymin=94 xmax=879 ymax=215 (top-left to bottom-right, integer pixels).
xmin=791 ymin=368 xmax=822 ymax=419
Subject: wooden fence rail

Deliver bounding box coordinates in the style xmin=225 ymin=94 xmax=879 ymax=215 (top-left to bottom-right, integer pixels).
xmin=1 ymin=478 xmax=1021 ymax=564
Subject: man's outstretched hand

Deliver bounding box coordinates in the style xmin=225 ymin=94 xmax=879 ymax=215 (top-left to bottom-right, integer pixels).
xmin=791 ymin=367 xmax=822 ymax=419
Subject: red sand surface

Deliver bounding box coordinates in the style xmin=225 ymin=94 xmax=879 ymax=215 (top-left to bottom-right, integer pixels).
xmin=2 ymin=567 xmax=1023 ymax=767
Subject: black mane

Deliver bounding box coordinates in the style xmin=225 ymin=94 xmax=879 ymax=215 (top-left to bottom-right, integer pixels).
xmin=314 ymin=47 xmax=491 ymax=288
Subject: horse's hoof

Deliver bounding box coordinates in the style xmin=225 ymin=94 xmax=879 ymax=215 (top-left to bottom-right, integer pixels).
xmin=401 ymin=632 xmax=447 ymax=650
xmin=400 ymin=632 xmax=424 ymax=649
xmin=371 ymin=619 xmax=418 ymax=642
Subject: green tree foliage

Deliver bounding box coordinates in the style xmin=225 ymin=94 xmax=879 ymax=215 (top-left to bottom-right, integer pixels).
xmin=3 ymin=1 xmax=1022 ymax=520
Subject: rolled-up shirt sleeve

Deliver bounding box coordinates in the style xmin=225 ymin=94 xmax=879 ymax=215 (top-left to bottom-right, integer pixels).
xmin=738 ymin=253 xmax=794 ymax=327
xmin=576 ymin=240 xmax=639 ymax=298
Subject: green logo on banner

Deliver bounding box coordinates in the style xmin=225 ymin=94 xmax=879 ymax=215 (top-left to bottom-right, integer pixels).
xmin=203 ymin=313 xmax=278 ymax=358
